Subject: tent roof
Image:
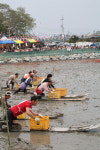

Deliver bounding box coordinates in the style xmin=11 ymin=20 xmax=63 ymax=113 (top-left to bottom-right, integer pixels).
xmin=14 ymin=40 xmax=24 ymax=44
xmin=27 ymin=39 xmax=36 ymax=43
xmin=0 ymin=40 xmax=15 ymax=44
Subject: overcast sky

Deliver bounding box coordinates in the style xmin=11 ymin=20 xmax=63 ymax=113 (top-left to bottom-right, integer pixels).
xmin=0 ymin=0 xmax=100 ymax=37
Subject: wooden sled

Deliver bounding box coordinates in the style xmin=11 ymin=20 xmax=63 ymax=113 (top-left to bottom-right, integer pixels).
xmin=49 ymin=123 xmax=100 ymax=132
xmin=41 ymin=94 xmax=89 ymax=101
xmin=0 ymin=113 xmax=64 ymax=131
xmin=0 ymin=122 xmax=100 ymax=132
xmin=9 ymin=123 xmax=100 ymax=132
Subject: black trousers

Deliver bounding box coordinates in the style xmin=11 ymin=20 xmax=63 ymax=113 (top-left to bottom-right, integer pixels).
xmin=7 ymin=80 xmax=14 ymax=89
xmin=7 ymin=109 xmax=17 ymax=129
xmin=14 ymin=88 xmax=27 ymax=94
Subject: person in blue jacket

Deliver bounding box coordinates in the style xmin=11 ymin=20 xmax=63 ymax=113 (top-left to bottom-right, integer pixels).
xmin=13 ymin=74 xmax=34 ymax=94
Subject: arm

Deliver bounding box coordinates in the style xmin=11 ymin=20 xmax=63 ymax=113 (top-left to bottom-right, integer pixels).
xmin=26 ymin=107 xmax=39 ymax=119
xmin=13 ymin=76 xmax=19 ymax=84
xmin=6 ymin=101 xmax=11 ymax=108
xmin=0 ymin=97 xmax=11 ymax=108
xmin=49 ymin=84 xmax=55 ymax=88
xmin=6 ymin=76 xmax=11 ymax=85
xmin=24 ymin=74 xmax=28 ymax=78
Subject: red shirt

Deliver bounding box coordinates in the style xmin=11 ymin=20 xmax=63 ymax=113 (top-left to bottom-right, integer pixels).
xmin=10 ymin=100 xmax=32 ymax=117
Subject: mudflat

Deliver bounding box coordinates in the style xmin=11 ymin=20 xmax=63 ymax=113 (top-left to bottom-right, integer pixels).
xmin=0 ymin=59 xmax=100 ymax=150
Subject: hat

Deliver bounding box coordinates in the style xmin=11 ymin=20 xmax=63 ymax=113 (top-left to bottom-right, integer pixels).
xmin=5 ymin=91 xmax=12 ymax=96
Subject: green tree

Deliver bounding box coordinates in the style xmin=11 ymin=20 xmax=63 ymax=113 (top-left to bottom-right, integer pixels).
xmin=0 ymin=3 xmax=36 ymax=37
xmin=68 ymin=35 xmax=79 ymax=43
xmin=0 ymin=3 xmax=10 ymax=35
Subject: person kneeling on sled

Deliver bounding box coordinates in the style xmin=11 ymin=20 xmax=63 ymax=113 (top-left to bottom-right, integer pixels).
xmin=14 ymin=74 xmax=34 ymax=94
xmin=35 ymin=80 xmax=53 ymax=96
xmin=7 ymin=95 xmax=42 ymax=131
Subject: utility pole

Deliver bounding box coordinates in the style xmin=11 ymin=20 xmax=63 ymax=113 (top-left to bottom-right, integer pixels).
xmin=61 ymin=16 xmax=65 ymax=42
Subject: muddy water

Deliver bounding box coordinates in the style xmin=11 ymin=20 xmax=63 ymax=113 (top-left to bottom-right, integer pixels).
xmin=0 ymin=59 xmax=100 ymax=150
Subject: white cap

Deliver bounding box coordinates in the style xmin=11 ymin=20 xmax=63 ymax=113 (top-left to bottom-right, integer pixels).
xmin=5 ymin=91 xmax=12 ymax=96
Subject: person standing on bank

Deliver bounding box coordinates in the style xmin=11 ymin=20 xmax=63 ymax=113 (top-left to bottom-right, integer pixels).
xmin=7 ymin=95 xmax=42 ymax=131
xmin=6 ymin=73 xmax=19 ymax=89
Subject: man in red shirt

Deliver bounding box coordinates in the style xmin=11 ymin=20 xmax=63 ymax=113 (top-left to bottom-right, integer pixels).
xmin=7 ymin=95 xmax=42 ymax=130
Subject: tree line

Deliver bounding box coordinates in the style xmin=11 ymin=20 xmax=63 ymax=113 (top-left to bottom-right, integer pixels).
xmin=0 ymin=3 xmax=35 ymax=37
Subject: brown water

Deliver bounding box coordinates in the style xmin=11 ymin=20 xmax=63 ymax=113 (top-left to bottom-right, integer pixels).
xmin=0 ymin=59 xmax=100 ymax=150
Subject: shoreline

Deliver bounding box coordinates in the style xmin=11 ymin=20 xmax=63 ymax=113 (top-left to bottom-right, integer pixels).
xmin=0 ymin=52 xmax=100 ymax=64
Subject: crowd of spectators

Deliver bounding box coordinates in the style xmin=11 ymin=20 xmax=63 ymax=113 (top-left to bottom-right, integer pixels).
xmin=0 ymin=35 xmax=100 ymax=53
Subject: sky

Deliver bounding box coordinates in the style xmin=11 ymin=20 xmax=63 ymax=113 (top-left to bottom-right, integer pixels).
xmin=0 ymin=0 xmax=100 ymax=37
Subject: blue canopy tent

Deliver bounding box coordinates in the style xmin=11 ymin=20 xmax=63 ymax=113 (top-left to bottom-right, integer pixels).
xmin=90 ymin=43 xmax=96 ymax=47
xmin=90 ymin=43 xmax=100 ymax=48
xmin=0 ymin=40 xmax=15 ymax=44
xmin=0 ymin=35 xmax=16 ymax=44
xmin=0 ymin=35 xmax=16 ymax=49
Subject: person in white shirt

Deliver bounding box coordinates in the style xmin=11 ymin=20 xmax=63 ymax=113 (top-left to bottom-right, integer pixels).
xmin=6 ymin=73 xmax=19 ymax=89
xmin=35 ymin=80 xmax=53 ymax=96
